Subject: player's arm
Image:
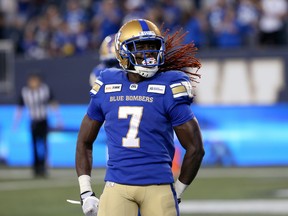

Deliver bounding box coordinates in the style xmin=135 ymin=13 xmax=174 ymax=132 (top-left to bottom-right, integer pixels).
xmin=77 ymin=75 xmax=105 ymax=177
xmin=173 ymin=117 xmax=205 ymax=200
xmin=76 ymin=114 xmax=102 ymax=178
xmin=76 ymin=114 xmax=102 ymax=216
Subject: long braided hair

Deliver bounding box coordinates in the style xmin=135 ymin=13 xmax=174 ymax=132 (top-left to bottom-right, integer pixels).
xmin=159 ymin=29 xmax=201 ymax=84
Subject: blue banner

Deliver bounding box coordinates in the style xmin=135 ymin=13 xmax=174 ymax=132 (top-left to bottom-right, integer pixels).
xmin=0 ymin=104 xmax=288 ymax=167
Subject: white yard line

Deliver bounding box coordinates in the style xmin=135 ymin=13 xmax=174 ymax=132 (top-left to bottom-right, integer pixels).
xmin=180 ymin=200 xmax=288 ymax=214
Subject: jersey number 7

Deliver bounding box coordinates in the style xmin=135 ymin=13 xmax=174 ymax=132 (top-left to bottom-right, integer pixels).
xmin=118 ymin=106 xmax=143 ymax=148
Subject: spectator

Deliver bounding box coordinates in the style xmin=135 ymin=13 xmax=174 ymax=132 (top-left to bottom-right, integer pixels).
xmin=162 ymin=0 xmax=182 ymax=30
xmin=34 ymin=16 xmax=52 ymax=53
xmin=50 ymin=21 xmax=76 ymax=57
xmin=73 ymin=22 xmax=90 ymax=54
xmin=45 ymin=4 xmax=63 ymax=32
xmin=214 ymin=6 xmax=243 ymax=48
xmin=90 ymin=0 xmax=122 ymax=47
xmin=183 ymin=9 xmax=209 ymax=48
xmin=122 ymin=0 xmax=147 ymax=24
xmin=235 ymin=0 xmax=259 ymax=46
xmin=258 ymin=0 xmax=288 ymax=45
xmin=22 ymin=28 xmax=47 ymax=59
xmin=1 ymin=0 xmax=287 ymax=59
xmin=63 ymin=0 xmax=88 ymax=34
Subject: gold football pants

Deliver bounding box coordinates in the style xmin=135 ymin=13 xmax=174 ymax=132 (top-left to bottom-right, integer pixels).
xmin=97 ymin=182 xmax=180 ymax=216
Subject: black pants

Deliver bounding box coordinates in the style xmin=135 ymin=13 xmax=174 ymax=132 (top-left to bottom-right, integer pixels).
xmin=30 ymin=119 xmax=48 ymax=177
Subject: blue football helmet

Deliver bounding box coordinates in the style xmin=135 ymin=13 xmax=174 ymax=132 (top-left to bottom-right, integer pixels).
xmin=115 ymin=19 xmax=165 ymax=78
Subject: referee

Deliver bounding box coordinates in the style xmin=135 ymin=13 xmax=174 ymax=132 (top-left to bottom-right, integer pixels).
xmin=14 ymin=73 xmax=60 ymax=178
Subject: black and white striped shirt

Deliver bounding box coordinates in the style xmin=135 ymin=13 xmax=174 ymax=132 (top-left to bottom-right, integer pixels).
xmin=19 ymin=84 xmax=53 ymax=121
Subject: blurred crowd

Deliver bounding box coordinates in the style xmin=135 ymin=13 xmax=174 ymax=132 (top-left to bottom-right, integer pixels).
xmin=0 ymin=0 xmax=287 ymax=59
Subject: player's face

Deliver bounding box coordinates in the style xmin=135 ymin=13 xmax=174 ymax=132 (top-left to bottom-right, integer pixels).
xmin=130 ymin=41 xmax=159 ymax=65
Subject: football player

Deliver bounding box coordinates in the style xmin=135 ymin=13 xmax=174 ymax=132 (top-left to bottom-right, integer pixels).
xmin=76 ymin=19 xmax=205 ymax=216
xmin=89 ymin=34 xmax=120 ymax=87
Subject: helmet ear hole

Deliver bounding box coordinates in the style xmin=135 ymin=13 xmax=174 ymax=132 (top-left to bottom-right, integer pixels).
xmin=120 ymin=49 xmax=127 ymax=57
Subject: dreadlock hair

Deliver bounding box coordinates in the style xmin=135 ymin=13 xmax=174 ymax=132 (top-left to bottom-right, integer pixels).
xmin=159 ymin=28 xmax=201 ymax=83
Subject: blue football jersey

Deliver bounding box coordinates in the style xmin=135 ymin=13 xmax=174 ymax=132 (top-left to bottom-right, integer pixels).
xmin=87 ymin=68 xmax=195 ymax=185
xmin=91 ymin=63 xmax=106 ymax=78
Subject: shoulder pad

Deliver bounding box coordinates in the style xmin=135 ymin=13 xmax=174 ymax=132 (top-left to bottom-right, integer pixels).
xmin=163 ymin=71 xmax=193 ymax=99
xmin=170 ymin=81 xmax=193 ymax=99
xmin=90 ymin=79 xmax=103 ymax=95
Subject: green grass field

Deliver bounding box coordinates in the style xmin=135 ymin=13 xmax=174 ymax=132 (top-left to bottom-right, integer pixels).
xmin=0 ymin=167 xmax=288 ymax=216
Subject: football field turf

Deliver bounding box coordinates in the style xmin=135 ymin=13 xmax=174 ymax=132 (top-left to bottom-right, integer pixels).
xmin=0 ymin=167 xmax=287 ymax=216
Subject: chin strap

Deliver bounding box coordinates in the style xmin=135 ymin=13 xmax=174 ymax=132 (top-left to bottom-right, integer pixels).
xmin=130 ymin=65 xmax=158 ymax=78
xmin=126 ymin=54 xmax=159 ymax=78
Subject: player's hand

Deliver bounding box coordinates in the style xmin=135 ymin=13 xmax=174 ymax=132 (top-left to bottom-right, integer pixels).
xmin=80 ymin=191 xmax=99 ymax=216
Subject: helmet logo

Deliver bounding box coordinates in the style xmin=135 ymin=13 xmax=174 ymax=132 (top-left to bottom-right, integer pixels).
xmin=142 ymin=57 xmax=157 ymax=66
xmin=139 ymin=31 xmax=156 ymax=36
